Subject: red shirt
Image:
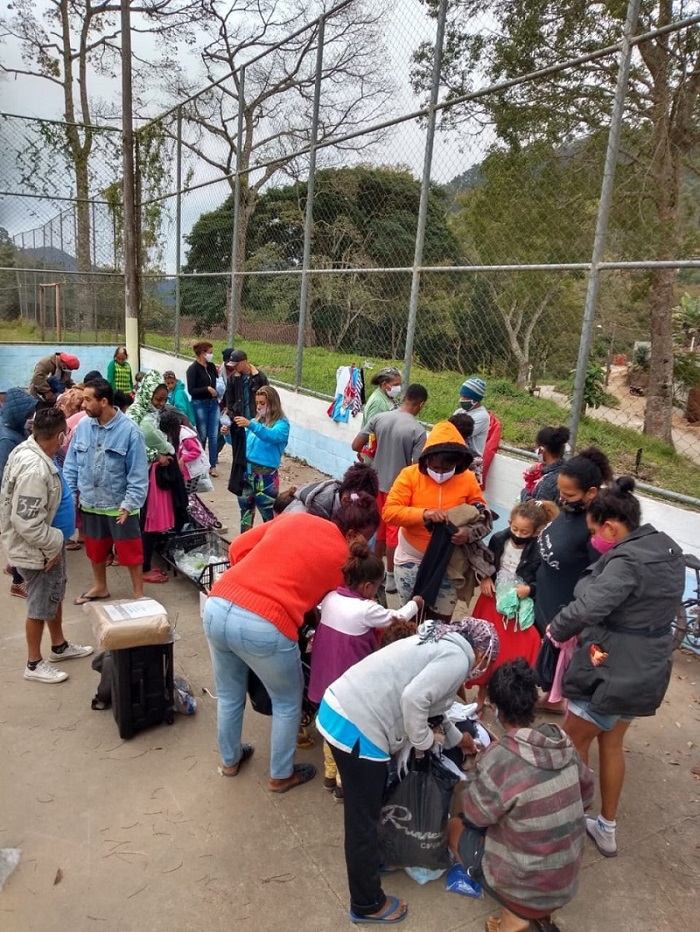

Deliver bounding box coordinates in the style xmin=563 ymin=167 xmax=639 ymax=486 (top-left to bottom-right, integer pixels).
xmin=209 ymin=513 xmax=348 ymax=641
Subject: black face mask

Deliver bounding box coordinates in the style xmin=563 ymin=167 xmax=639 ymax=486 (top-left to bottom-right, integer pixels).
xmin=508 ymin=530 xmax=534 ymax=545
xmin=559 ymin=499 xmax=587 ymax=514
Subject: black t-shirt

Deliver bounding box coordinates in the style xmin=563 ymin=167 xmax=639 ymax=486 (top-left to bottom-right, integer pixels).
xmin=534 ymin=511 xmax=597 ymax=633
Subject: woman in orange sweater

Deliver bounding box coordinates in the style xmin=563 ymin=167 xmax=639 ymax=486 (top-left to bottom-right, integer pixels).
xmin=383 ymin=421 xmax=486 ymax=621
xmin=204 ymin=493 xmax=379 ymax=793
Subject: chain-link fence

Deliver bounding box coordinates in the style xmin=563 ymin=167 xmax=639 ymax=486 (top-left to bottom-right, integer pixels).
xmin=2 ymin=1 xmax=700 ymax=499
xmin=0 ymin=112 xmax=125 ymax=341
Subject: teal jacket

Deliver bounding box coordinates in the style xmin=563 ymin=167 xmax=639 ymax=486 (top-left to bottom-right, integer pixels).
xmin=246 ymin=417 xmax=290 ymax=469
xmin=167 ymin=380 xmax=195 ymax=425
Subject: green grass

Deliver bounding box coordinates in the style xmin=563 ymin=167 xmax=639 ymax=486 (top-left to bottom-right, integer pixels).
xmin=143 ymin=331 xmax=700 ymax=502
xmin=0 ymin=319 xmax=123 ymax=344
xmin=2 ymin=321 xmax=697 ymax=501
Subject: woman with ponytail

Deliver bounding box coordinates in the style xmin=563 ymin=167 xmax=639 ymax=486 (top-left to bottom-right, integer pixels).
xmin=549 ymin=476 xmax=685 ymax=858
xmin=308 ymin=538 xmax=422 ymax=801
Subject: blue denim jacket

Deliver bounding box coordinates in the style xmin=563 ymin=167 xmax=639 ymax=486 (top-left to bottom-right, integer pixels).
xmin=63 ymin=410 xmax=148 ymax=513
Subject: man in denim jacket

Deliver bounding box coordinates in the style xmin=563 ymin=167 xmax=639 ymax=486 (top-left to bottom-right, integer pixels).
xmin=63 ymin=378 xmax=148 ymax=604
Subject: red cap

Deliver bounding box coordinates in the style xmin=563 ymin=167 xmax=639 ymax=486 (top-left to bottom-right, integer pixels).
xmin=59 ymin=352 xmax=80 ymax=370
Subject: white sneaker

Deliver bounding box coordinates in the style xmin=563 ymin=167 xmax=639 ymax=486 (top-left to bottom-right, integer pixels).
xmin=24 ymin=660 xmax=69 ymax=684
xmin=385 ymin=572 xmax=397 ymax=594
xmin=585 ymin=816 xmax=617 ymax=857
xmin=48 ymin=642 xmax=94 ymax=662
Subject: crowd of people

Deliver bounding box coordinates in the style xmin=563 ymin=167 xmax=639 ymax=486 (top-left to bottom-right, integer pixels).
xmin=0 ymin=345 xmax=688 ymax=929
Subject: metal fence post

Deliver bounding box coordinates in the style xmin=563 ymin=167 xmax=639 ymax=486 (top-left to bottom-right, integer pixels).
xmin=121 ymin=0 xmax=140 ymax=369
xmin=569 ymin=0 xmax=641 ymax=450
xmin=402 ymin=0 xmax=448 ymax=386
xmin=174 ymin=105 xmax=182 ymax=355
xmin=294 ymin=15 xmax=325 ymax=390
xmin=228 ymin=67 xmax=246 ymax=349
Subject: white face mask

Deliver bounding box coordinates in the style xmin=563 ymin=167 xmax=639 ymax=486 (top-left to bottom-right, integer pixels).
xmin=387 ymin=385 xmax=402 ymax=398
xmin=256 ymin=406 xmax=267 ymax=419
xmin=536 ymin=447 xmax=544 ymax=462
xmin=427 ymin=466 xmax=456 ymax=484
xmin=204 ymin=353 xmax=214 ymax=363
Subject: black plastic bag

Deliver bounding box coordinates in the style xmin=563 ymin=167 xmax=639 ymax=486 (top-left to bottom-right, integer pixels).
xmin=534 ymin=635 xmax=560 ymax=692
xmin=91 ymin=650 xmax=113 ymax=710
xmin=379 ymin=752 xmax=459 ymax=870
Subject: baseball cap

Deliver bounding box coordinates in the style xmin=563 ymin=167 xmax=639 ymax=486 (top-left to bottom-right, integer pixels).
xmin=229 ymin=350 xmax=247 ymax=364
xmin=59 ymin=352 xmax=80 ymax=370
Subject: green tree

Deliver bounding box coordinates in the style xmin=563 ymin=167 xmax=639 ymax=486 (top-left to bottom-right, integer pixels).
xmin=0 ymin=228 xmax=20 ymax=321
xmin=414 ymin=0 xmax=700 ymax=445
xmin=183 ymin=166 xmax=462 ymax=355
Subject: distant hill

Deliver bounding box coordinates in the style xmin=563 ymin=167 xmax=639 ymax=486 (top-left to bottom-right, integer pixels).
xmin=16 ymin=245 xmax=77 ymax=271
xmin=443 ymin=163 xmax=485 ymax=211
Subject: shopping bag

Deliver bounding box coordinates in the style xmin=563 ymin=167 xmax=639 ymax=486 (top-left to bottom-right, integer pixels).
xmin=379 ymin=752 xmax=459 ymax=870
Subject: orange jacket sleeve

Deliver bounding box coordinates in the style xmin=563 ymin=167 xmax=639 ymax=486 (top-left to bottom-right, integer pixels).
xmin=383 ymin=467 xmax=427 ymax=528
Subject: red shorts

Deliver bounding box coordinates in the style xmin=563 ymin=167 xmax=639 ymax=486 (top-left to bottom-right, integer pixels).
xmin=375 ymin=491 xmax=399 ymax=547
xmin=80 ymin=510 xmax=144 ymax=567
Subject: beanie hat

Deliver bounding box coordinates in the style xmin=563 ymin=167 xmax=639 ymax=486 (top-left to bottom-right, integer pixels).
xmin=59 ymin=352 xmax=80 ymax=370
xmin=459 ymin=376 xmax=486 ymax=401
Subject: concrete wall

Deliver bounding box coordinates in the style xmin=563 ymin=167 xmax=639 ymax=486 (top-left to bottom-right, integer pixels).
xmin=0 ymin=343 xmax=118 ymax=389
xmin=141 ymin=346 xmax=700 ymax=565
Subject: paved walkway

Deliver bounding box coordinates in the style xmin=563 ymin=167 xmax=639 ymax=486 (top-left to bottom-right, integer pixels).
xmin=1 ymin=455 xmax=699 ymax=931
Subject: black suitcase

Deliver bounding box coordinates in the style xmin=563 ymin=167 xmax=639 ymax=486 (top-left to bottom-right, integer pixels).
xmin=111 ymin=643 xmax=175 ymax=739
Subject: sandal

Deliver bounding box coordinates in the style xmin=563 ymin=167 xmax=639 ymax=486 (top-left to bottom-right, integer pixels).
xmin=350 ymin=895 xmax=408 ymax=925
xmin=218 ymin=744 xmax=254 ymax=777
xmin=269 ymin=763 xmax=316 ymax=794
xmin=65 ymin=539 xmax=83 ymax=551
xmin=143 ymin=569 xmax=168 ymax=584
xmin=296 ymin=728 xmax=315 ymax=750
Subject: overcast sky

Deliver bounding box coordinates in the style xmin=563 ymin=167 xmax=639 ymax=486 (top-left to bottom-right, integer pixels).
xmin=0 ymin=0 xmax=483 ymax=272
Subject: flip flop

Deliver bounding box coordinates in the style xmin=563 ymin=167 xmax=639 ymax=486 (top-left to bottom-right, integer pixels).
xmin=143 ymin=569 xmax=169 ymax=584
xmin=74 ymin=592 xmax=111 ymax=605
xmin=65 ymin=540 xmax=83 ymax=551
xmin=350 ymin=896 xmax=408 ymax=925
xmin=269 ymin=763 xmax=316 ymax=794
xmin=218 ymin=744 xmax=254 ymax=777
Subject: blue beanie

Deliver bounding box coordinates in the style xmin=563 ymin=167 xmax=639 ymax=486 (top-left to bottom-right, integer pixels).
xmin=460 ymin=376 xmax=486 ymax=401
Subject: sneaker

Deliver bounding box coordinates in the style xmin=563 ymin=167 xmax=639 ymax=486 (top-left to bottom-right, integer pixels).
xmin=10 ymin=582 xmax=28 ymax=599
xmin=585 ymin=816 xmax=617 ymax=857
xmin=323 ymin=777 xmax=337 ymax=792
xmin=24 ymin=660 xmax=68 ymax=684
xmin=385 ymin=572 xmax=397 ymax=594
xmin=332 ymin=785 xmax=344 ymax=803
xmin=48 ymin=642 xmax=94 ymax=663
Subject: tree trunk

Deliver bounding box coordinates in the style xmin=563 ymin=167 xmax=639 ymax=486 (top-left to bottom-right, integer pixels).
xmin=644 ymin=264 xmax=676 ymax=442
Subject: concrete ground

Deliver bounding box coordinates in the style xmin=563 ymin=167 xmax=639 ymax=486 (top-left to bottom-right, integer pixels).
xmin=1 ymin=450 xmax=699 ymax=931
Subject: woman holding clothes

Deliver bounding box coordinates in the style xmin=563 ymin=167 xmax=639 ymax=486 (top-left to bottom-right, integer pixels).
xmin=549 ymin=477 xmax=685 ymax=858
xmin=316 ymin=617 xmax=499 ymax=925
xmin=203 ymin=493 xmax=380 ymax=793
xmin=534 ymin=446 xmax=612 ymax=636
xmin=233 ymin=385 xmax=290 ymax=534
xmin=521 ymin=425 xmax=570 ymax=503
xmin=186 ymin=341 xmax=220 ymax=476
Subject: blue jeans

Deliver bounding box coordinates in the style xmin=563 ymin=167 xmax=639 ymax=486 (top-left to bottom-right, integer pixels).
xmin=203 ymin=597 xmax=304 ymax=778
xmin=192 ymin=399 xmax=220 ymax=468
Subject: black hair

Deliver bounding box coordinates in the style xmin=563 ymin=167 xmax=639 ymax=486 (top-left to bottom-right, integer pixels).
xmin=559 ymin=445 xmax=613 ymax=492
xmin=159 ymin=410 xmax=182 ymax=448
xmin=113 ymin=346 xmax=127 ymax=359
xmin=84 ymin=370 xmax=102 ymax=382
xmin=332 ymin=490 xmax=380 ymax=538
xmin=448 ymin=412 xmax=475 ymax=441
xmin=343 ymin=537 xmax=385 ymax=590
xmin=33 ymin=406 xmax=66 ymax=440
xmin=536 ymin=425 xmax=569 ymax=458
xmin=404 ymin=383 xmax=428 ymax=404
xmin=85 ymin=377 xmax=114 ymax=405
xmin=486 ymin=658 xmax=538 ymax=727
xmin=339 ymin=462 xmax=379 ymax=499
xmin=113 ymin=390 xmax=133 ymax=411
xmin=425 ymin=449 xmax=474 ymax=470
xmin=587 ymin=475 xmax=641 ymax=530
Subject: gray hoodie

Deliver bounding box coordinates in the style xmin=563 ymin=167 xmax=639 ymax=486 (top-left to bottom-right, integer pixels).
xmin=322 ymin=631 xmax=475 ymax=756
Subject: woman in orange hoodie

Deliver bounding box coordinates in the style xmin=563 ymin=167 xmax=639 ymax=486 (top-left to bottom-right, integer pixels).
xmin=383 ymin=421 xmax=486 ymax=621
